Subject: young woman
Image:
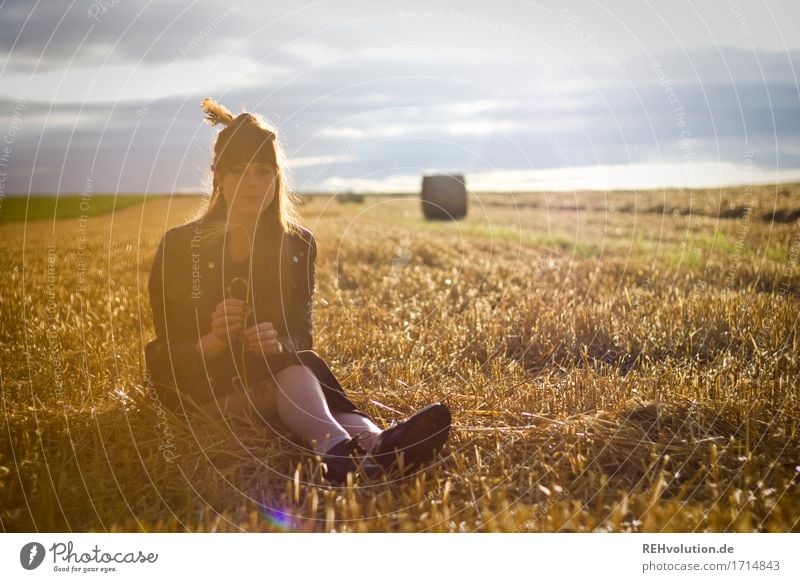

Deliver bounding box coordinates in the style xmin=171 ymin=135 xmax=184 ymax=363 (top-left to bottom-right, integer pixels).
xmin=144 ymin=97 xmax=451 ymax=485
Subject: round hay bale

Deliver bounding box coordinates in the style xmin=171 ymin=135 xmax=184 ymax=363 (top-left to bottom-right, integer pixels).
xmin=420 ymin=174 xmax=467 ymax=220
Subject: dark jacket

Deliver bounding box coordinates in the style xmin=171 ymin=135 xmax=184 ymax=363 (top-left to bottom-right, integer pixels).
xmin=144 ymin=217 xmax=317 ymax=396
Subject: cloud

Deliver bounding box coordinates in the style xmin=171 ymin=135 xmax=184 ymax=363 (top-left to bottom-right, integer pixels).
xmin=0 ymin=0 xmax=259 ymax=74
xmin=0 ymin=1 xmax=798 ymax=193
xmin=314 ymin=162 xmax=800 ymax=193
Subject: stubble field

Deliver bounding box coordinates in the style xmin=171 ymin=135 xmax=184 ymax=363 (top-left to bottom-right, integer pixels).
xmin=1 ymin=185 xmax=799 ymax=532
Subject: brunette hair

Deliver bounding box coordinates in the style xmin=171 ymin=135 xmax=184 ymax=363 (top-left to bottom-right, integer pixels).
xmin=197 ymin=97 xmax=303 ymax=238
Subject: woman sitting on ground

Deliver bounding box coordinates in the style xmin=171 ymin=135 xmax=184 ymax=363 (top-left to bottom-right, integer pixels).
xmin=144 ymin=97 xmax=451 ymax=485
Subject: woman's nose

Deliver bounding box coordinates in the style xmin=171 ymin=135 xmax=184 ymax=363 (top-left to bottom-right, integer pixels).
xmin=241 ymin=166 xmax=261 ymax=181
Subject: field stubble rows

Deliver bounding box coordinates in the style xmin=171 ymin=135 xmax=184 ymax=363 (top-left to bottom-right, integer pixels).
xmin=1 ymin=188 xmax=798 ymax=532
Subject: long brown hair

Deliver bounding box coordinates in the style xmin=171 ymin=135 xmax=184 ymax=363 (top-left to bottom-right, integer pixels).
xmin=196 ymin=97 xmax=303 ymax=239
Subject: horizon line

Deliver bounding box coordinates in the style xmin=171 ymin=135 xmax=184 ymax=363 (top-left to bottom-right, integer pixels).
xmin=4 ymin=178 xmax=798 ymax=198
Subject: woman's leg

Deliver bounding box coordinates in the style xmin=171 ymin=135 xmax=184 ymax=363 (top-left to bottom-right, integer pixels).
xmin=273 ymin=364 xmax=352 ymax=454
xmin=204 ymin=352 xmax=372 ymax=452
xmin=289 ymin=350 xmax=383 ymax=450
xmin=330 ymin=411 xmax=383 ymax=453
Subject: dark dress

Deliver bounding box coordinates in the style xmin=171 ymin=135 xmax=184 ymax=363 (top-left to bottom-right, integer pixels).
xmin=144 ymin=217 xmax=370 ymax=421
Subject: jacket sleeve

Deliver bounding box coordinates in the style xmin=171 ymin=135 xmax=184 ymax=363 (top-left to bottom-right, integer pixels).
xmin=144 ymin=234 xmax=202 ymax=389
xmin=277 ymin=232 xmax=316 ymax=352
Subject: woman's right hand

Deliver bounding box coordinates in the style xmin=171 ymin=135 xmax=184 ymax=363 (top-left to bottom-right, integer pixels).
xmin=210 ymin=298 xmax=252 ymax=346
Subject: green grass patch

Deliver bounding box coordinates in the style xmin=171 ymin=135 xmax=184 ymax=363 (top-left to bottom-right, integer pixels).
xmin=665 ymin=246 xmax=705 ymax=270
xmin=407 ymin=217 xmax=595 ymax=255
xmin=0 ymin=195 xmax=146 ymax=223
xmin=767 ymin=245 xmax=787 ymax=262
xmin=695 ymin=231 xmax=741 ymax=255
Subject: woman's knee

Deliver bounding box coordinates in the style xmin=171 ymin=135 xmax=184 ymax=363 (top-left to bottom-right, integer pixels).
xmin=277 ymin=362 xmax=308 ymax=372
xmin=275 ymin=364 xmax=315 ymax=384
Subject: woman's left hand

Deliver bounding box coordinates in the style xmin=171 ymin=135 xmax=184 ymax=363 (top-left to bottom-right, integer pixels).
xmin=242 ymin=321 xmax=283 ymax=355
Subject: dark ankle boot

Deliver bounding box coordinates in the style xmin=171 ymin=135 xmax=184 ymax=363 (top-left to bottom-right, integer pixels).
xmin=370 ymin=402 xmax=452 ymax=475
xmin=320 ymin=436 xmax=384 ymax=485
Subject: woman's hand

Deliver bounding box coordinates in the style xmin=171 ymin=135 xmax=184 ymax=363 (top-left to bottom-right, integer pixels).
xmin=210 ymin=298 xmax=252 ymax=346
xmin=242 ymin=321 xmax=283 ymax=355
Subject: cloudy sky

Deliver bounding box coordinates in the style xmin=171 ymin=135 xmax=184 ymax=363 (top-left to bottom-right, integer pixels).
xmin=1 ymin=0 xmax=799 ymax=194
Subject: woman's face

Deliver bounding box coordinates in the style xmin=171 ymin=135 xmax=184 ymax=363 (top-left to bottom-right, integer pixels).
xmin=220 ymin=161 xmax=278 ymax=219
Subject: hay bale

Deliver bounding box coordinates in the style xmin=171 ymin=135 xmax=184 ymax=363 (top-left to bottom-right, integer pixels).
xmin=763 ymin=208 xmax=800 ymax=223
xmin=337 ymin=191 xmax=365 ymax=204
xmin=420 ymin=174 xmax=467 ymax=220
